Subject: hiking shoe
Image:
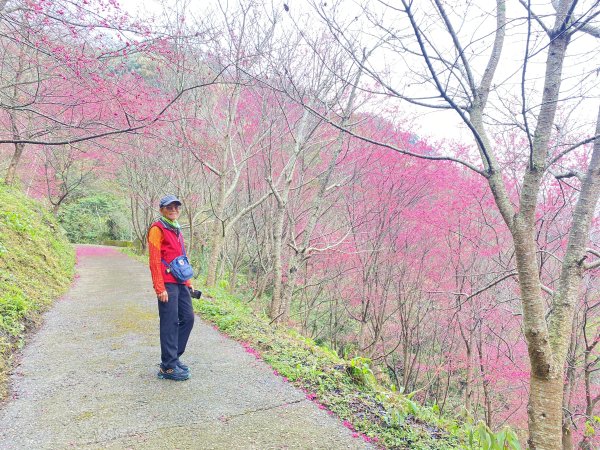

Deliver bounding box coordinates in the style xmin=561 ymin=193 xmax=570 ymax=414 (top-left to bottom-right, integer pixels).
xmin=176 ymin=360 xmax=189 ymax=372
xmin=157 ymin=365 xmax=190 ymax=381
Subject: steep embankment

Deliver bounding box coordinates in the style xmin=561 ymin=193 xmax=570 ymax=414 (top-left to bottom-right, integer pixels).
xmin=0 ymin=184 xmax=75 ymax=398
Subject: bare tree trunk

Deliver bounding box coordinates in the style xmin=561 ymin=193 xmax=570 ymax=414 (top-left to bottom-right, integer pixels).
xmin=206 ymin=162 xmax=228 ymax=286
xmin=205 ymin=86 xmax=240 ymax=287
xmin=229 ymin=266 xmax=238 ymax=293
xmin=562 ymin=317 xmax=579 ymax=450
xmin=580 ymin=303 xmax=600 ymax=450
xmin=474 ymin=333 xmax=492 ymax=428
xmin=464 ymin=335 xmax=473 ymax=414
xmin=185 ymin=208 xmax=194 ymax=256
xmin=269 ymin=198 xmax=287 ymax=320
xmin=268 ymin=108 xmax=314 ymax=322
xmin=5 ymin=41 xmax=26 ymax=186
xmin=358 ymin=318 xmax=369 ymax=353
xmin=5 ymin=143 xmax=25 ymax=185
xmin=579 ymin=351 xmax=599 ymax=450
xmin=206 ymin=218 xmax=225 ymax=286
xmin=253 ymin=273 xmax=268 ymax=301
xmin=52 ymin=201 xmax=61 ymax=217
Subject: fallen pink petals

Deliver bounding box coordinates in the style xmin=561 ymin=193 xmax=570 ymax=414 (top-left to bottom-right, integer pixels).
xmin=240 ymin=342 xmax=262 ymax=359
xmin=342 ymin=420 xmax=355 ymax=431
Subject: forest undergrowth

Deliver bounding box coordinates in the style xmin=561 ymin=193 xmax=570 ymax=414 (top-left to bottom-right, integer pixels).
xmin=192 ymin=282 xmax=523 ymax=450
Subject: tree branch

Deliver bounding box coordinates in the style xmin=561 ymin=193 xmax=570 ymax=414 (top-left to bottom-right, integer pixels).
xmin=518 ymin=0 xmax=552 ymax=35
xmin=551 ymin=169 xmax=585 ymax=181
xmin=300 ymin=100 xmax=486 ymax=175
xmin=400 ymin=0 xmax=493 ymax=171
xmin=0 ymin=70 xmax=229 ymax=146
xmin=547 ymin=134 xmax=600 ymax=167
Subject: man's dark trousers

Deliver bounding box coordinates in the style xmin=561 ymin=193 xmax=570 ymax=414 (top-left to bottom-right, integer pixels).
xmin=158 ymin=283 xmax=194 ymax=369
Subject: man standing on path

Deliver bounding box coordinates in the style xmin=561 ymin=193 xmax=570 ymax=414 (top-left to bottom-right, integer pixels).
xmin=148 ymin=195 xmax=195 ymax=381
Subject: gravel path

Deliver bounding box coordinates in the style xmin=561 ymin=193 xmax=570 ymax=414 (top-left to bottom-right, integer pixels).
xmin=0 ymin=245 xmax=371 ymax=449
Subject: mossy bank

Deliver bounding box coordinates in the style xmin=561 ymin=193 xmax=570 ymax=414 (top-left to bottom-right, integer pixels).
xmin=0 ymin=184 xmax=75 ymax=399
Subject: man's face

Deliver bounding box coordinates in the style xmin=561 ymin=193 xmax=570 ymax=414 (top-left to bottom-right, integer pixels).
xmin=160 ymin=203 xmax=181 ymax=221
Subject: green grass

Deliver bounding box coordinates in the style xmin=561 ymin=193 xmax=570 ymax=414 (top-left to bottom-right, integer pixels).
xmin=193 ymin=283 xmax=465 ymax=449
xmin=0 ymin=184 xmax=75 ymax=398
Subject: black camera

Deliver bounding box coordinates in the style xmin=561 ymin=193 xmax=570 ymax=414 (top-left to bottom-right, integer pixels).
xmin=189 ymin=288 xmax=202 ymax=299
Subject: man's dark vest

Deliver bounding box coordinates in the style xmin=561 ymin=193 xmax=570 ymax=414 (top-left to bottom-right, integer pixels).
xmin=151 ymin=219 xmax=187 ymax=285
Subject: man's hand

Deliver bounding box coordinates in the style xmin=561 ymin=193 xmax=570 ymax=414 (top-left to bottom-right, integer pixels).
xmin=157 ymin=290 xmax=168 ymax=302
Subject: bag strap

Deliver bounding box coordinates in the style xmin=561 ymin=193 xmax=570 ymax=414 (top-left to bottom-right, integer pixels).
xmin=178 ymin=233 xmax=186 ymax=257
xmin=160 ymin=229 xmax=186 ymax=269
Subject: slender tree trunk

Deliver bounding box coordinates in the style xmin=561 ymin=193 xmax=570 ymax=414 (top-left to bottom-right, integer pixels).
xmin=358 ymin=318 xmax=369 ymax=353
xmin=206 ymin=87 xmax=240 ymax=287
xmin=217 ymin=249 xmax=226 ymax=281
xmin=5 ymin=43 xmax=26 ymax=186
xmin=562 ymin=317 xmax=578 ymax=450
xmin=5 ymin=143 xmax=25 ymax=185
xmin=476 ymin=336 xmax=493 ymax=428
xmin=562 ymin=408 xmax=574 ymax=449
xmin=579 ymin=343 xmax=599 ymax=450
xmin=185 ymin=208 xmax=194 ymax=256
xmin=206 ymin=172 xmax=228 ymax=286
xmin=269 ymin=197 xmax=287 ymax=320
xmin=206 ymin=219 xmax=224 ymax=286
xmin=229 ymin=240 xmax=242 ymax=293
xmin=268 ymin=108 xmax=313 ymax=322
xmin=253 ymin=273 xmax=268 ymax=301
xmin=465 ymin=339 xmax=473 ymax=414
xmin=279 ymin=131 xmax=342 ymax=318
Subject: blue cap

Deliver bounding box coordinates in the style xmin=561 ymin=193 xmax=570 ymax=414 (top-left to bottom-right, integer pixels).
xmin=159 ymin=194 xmax=182 ymax=208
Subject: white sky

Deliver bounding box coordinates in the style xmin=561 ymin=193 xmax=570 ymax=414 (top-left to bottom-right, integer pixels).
xmin=121 ymin=0 xmax=599 ymax=149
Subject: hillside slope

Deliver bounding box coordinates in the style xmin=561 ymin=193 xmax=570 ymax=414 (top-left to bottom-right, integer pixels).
xmin=0 ymin=184 xmax=75 ymax=398
xmin=122 ymin=247 xmax=521 ymax=449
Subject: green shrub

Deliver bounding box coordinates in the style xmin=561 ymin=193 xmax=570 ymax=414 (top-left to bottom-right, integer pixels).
xmin=466 ymin=421 xmax=521 ymax=450
xmin=347 ymin=356 xmax=377 ymax=388
xmin=58 ymin=194 xmax=131 ymax=243
xmin=0 ymin=184 xmax=75 ymax=398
